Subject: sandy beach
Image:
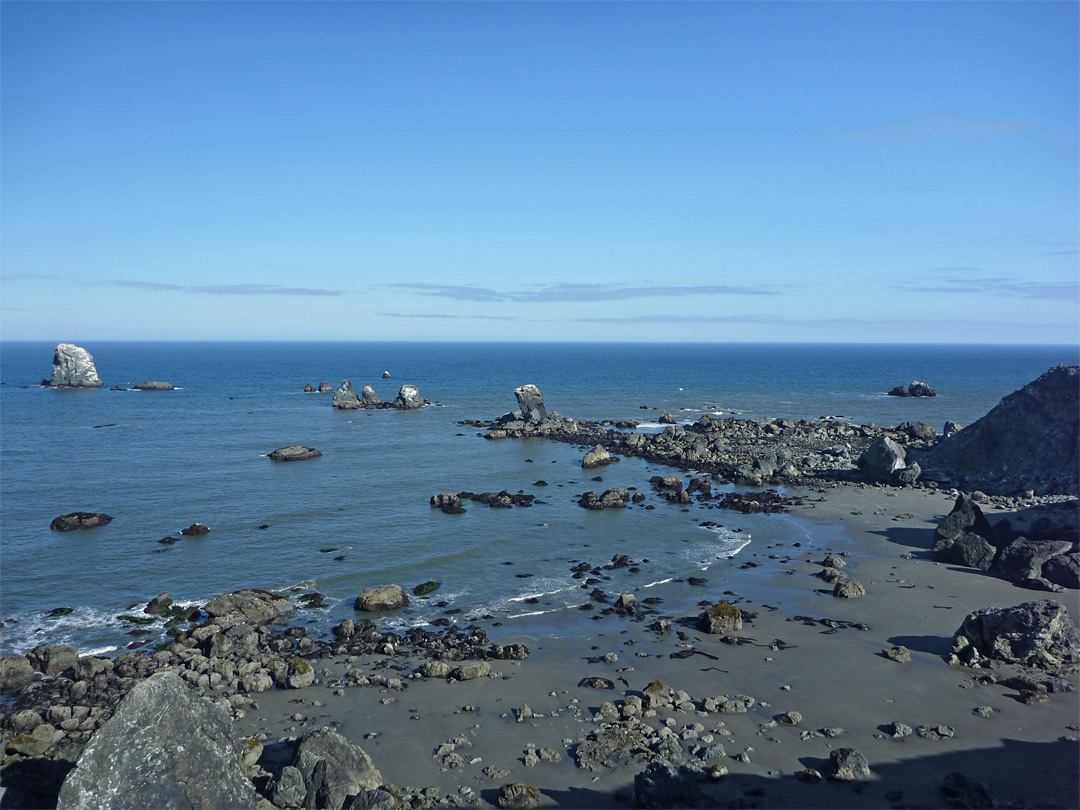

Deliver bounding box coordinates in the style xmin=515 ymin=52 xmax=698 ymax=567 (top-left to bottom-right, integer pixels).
xmin=224 ymin=484 xmax=1080 ymax=809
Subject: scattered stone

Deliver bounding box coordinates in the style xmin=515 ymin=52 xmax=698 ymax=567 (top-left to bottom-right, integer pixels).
xmin=577 ymin=677 xmax=616 ymax=689
xmin=496 ymin=782 xmax=541 ymax=809
xmin=827 ymin=748 xmax=870 ymax=781
xmin=833 ymin=579 xmax=866 ymax=598
xmin=917 ymin=724 xmax=955 ymax=740
xmin=451 ymin=661 xmax=490 ymax=681
xmin=885 ymin=645 xmax=911 ymax=663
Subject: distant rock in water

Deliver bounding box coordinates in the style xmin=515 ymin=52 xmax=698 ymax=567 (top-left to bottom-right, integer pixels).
xmin=393 ymin=384 xmax=424 ymax=410
xmin=382 ymin=370 xmax=391 ymax=378
xmin=50 ymin=512 xmax=112 ymax=532
xmin=304 ymin=383 xmax=316 ymax=393
xmin=361 ymin=384 xmax=382 ymax=407
xmin=582 ymin=444 xmax=611 ymax=469
xmin=133 ymin=381 xmax=174 ymax=391
xmin=354 ymin=584 xmax=409 ymax=611
xmin=46 ymin=343 xmax=102 ymax=388
xmin=318 ymin=381 xmax=333 ymax=393
xmin=269 ymin=446 xmax=322 ymax=462
xmin=56 ymin=671 xmax=258 ymax=810
xmin=917 ymin=365 xmax=1079 ymax=495
xmin=888 ymin=381 xmax=937 ymax=397
xmin=514 ymin=384 xmax=548 ymax=424
xmin=333 ymin=379 xmax=362 ymax=410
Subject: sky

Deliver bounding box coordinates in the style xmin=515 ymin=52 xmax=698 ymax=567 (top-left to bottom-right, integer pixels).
xmin=2 ymin=1 xmax=1077 ymax=343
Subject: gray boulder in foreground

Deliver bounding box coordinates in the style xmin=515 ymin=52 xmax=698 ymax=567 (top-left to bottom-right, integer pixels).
xmin=56 ymin=671 xmax=257 ymax=810
xmin=857 ymin=436 xmax=907 ymax=483
xmin=333 ymin=380 xmax=362 ymax=410
xmin=47 ymin=343 xmax=102 ymax=388
xmin=952 ymin=599 xmax=1080 ymax=670
xmin=514 ymin=384 xmax=548 ymax=424
xmin=292 ymin=728 xmax=383 ymax=810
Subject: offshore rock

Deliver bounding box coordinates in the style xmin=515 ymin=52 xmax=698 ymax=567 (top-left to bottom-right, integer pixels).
xmin=582 ymin=444 xmax=611 ymax=469
xmin=361 ymin=384 xmax=381 ymax=407
xmin=951 ymin=599 xmax=1080 ymax=670
xmin=47 ymin=343 xmax=102 ymax=388
xmin=888 ymin=381 xmax=937 ymax=397
xmin=318 ymin=381 xmax=333 ymax=393
xmin=333 ymin=379 xmax=362 ymax=410
xmin=393 ymin=384 xmax=424 ymax=409
xmin=919 ymin=365 xmax=1080 ymax=495
xmin=50 ymin=512 xmax=113 ymax=532
xmin=354 ymin=585 xmax=409 ymax=612
xmin=56 ymin=672 xmax=257 ymax=810
xmin=514 ymin=384 xmax=548 ymax=424
xmin=270 ymin=445 xmax=323 ymax=462
xmin=132 ymin=381 xmax=174 ymax=391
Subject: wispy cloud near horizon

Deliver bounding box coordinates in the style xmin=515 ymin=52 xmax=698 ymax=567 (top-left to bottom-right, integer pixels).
xmin=112 ymin=281 xmax=345 ymax=296
xmin=894 ymin=276 xmax=1079 ymax=302
xmin=384 ymin=282 xmax=779 ymax=303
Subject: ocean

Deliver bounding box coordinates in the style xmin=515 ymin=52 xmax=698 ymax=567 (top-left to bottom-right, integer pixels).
xmin=1 ymin=341 xmax=1075 ymax=658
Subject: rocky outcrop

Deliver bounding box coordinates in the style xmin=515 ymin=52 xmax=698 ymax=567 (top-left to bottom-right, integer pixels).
xmin=430 ymin=493 xmax=466 ymax=514
xmin=333 ymin=380 xmax=362 ymax=410
xmin=578 ymin=488 xmax=630 ymax=510
xmin=288 ymin=728 xmax=383 ymax=810
xmin=354 ymin=585 xmax=409 ymax=612
xmin=56 ymin=671 xmax=257 ymax=810
xmin=888 ymin=381 xmax=937 ymax=397
xmin=318 ymin=381 xmax=333 ymax=393
xmin=951 ymin=599 xmax=1080 ymax=670
xmin=203 ymin=589 xmax=296 ymax=627
xmin=392 ymin=384 xmax=424 ymax=410
xmin=46 ymin=344 xmax=102 ymax=388
xmin=361 ymin=384 xmax=381 ymax=407
xmin=918 ymin=366 xmax=1080 ymax=496
xmin=269 ymin=445 xmax=323 ymax=462
xmin=50 ymin=512 xmax=113 ymax=532
xmin=26 ymin=645 xmax=78 ymax=676
xmin=132 ymin=381 xmax=174 ymax=391
xmin=514 ymin=385 xmax=548 ymax=424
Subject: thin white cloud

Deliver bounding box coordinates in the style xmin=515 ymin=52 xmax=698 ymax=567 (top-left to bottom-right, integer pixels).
xmin=894 ymin=277 xmax=1079 ymax=302
xmin=113 ymin=281 xmax=344 ymax=296
xmin=384 ymin=282 xmax=779 ymax=303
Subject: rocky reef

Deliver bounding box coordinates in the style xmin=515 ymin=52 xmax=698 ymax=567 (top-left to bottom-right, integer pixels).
xmin=333 ymin=380 xmax=429 ymax=411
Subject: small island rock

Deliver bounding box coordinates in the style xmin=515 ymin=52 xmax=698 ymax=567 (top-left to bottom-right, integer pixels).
xmin=47 ymin=343 xmax=102 ymax=388
xmin=133 ymin=381 xmax=175 ymax=391
xmin=361 ymin=384 xmax=382 ymax=407
xmin=393 ymin=384 xmax=424 ymax=409
xmin=333 ymin=380 xmax=362 ymax=409
xmin=269 ymin=446 xmax=322 ymax=462
xmin=50 ymin=512 xmax=113 ymax=532
xmin=318 ymin=381 xmax=333 ymax=393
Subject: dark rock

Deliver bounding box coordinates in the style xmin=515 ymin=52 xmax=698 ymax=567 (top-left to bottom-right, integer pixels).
xmin=430 ymin=493 xmax=466 ymax=514
xmin=305 ymin=383 xmax=316 ymax=393
xmin=940 ymin=772 xmax=993 ymax=809
xmin=919 ymin=365 xmax=1079 ymax=495
xmin=382 ymin=371 xmax=391 ymax=379
xmin=897 ymin=421 xmax=937 ymax=441
xmin=575 ymin=724 xmax=650 ymax=771
xmin=333 ymin=380 xmax=362 ymax=410
xmin=992 ymin=538 xmax=1074 ymax=584
xmin=413 ymin=581 xmax=441 ymax=596
xmin=26 ymin=644 xmax=77 ymax=675
xmin=47 ymin=344 xmax=102 ymax=388
xmin=634 ymin=761 xmax=707 ymax=808
xmin=935 ymin=532 xmax=996 ymax=570
xmin=514 ymin=384 xmax=548 ymax=424
xmin=827 ymin=748 xmax=870 ymax=781
xmin=56 ymin=672 xmax=257 ymax=810
xmin=952 ymin=599 xmax=1080 ymax=670
xmin=935 ymin=494 xmax=993 ymax=546
xmin=943 ymin=420 xmax=964 ymax=437
xmin=614 ymin=593 xmax=639 ymax=616
xmin=269 ymin=445 xmax=322 ymax=462
xmin=577 ymin=677 xmax=616 ymax=689
xmin=354 ymin=585 xmax=409 ymax=612
xmin=50 ymin=512 xmax=113 ymax=532
xmin=1043 ymin=552 xmax=1080 ymax=589
xmin=889 ymin=381 xmax=937 ymax=397
xmin=318 ymin=381 xmax=333 ymax=393
xmin=892 ymin=462 xmax=922 ymax=486
xmin=132 ymin=381 xmax=174 ymax=391
xmin=180 ymin=522 xmax=209 ymax=536
xmin=496 ymin=782 xmax=541 ymax=809
xmin=659 ymin=413 xmax=677 ymax=425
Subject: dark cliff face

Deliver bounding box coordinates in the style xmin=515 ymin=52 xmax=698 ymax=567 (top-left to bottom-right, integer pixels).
xmin=917 ymin=365 xmax=1079 ymax=496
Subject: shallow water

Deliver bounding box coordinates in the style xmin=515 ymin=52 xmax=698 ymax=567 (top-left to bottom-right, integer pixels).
xmin=1 ymin=341 xmax=1074 ymax=655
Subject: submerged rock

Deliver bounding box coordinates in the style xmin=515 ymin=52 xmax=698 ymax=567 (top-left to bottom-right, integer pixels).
xmin=50 ymin=512 xmax=113 ymax=532
xmin=47 ymin=343 xmax=102 ymax=388
xmin=56 ymin=671 xmax=257 ymax=810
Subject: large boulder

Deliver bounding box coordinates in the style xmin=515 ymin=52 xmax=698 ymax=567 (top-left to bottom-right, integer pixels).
xmin=514 ymin=384 xmax=548 ymax=424
xmin=203 ymin=588 xmax=295 ymax=627
xmin=361 ymin=384 xmax=381 ymax=407
xmin=269 ymin=445 xmax=323 ymax=462
xmin=991 ymin=538 xmax=1074 ymax=585
xmin=47 ymin=344 xmax=102 ymax=388
xmin=289 ymin=729 xmax=382 ymax=810
xmin=392 ymin=384 xmax=424 ymax=410
xmin=333 ymin=380 xmax=362 ymax=410
xmin=26 ymin=645 xmax=78 ymax=676
xmin=951 ymin=599 xmax=1080 ymax=670
xmin=56 ymin=672 xmax=257 ymax=810
xmin=0 ymin=655 xmax=36 ymax=690
xmin=857 ymin=436 xmax=907 ymax=483
xmin=933 ymin=493 xmax=993 ymax=552
xmin=1043 ymin=552 xmax=1080 ymax=590
xmin=935 ymin=532 xmax=997 ymax=570
xmin=354 ymin=585 xmax=409 ymax=612
xmin=919 ymin=365 xmax=1080 ymax=496
xmin=582 ymin=445 xmax=610 ymax=469
xmin=50 ymin=512 xmax=113 ymax=532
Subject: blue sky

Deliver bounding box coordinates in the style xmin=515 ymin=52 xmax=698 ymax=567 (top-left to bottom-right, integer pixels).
xmin=2 ymin=1 xmax=1077 ymax=343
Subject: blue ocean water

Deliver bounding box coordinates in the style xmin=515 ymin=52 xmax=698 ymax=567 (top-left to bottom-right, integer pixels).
xmin=1 ymin=341 xmax=1075 ymax=656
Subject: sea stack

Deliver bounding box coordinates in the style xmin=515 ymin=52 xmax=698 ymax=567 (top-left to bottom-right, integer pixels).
xmin=333 ymin=380 xmax=362 ymax=410
xmin=514 ymin=384 xmax=548 ymax=424
xmin=46 ymin=344 xmax=102 ymax=388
